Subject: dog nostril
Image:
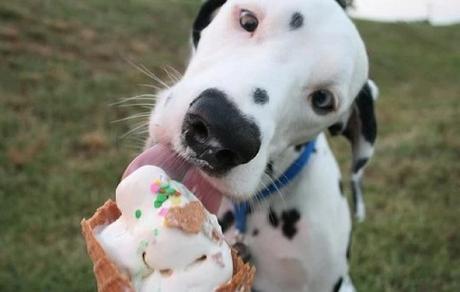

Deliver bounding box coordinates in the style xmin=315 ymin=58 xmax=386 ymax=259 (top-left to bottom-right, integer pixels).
xmin=190 ymin=120 xmax=208 ymax=143
xmin=215 ymin=149 xmax=237 ymax=166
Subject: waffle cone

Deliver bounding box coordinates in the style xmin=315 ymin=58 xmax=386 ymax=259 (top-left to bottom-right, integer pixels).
xmin=81 ymin=200 xmax=255 ymax=292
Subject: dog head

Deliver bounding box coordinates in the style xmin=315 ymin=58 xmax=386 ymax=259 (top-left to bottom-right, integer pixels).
xmin=145 ymin=0 xmax=376 ymax=205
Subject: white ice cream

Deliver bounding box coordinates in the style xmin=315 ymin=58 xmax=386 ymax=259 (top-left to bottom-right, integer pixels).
xmin=96 ymin=165 xmax=233 ymax=292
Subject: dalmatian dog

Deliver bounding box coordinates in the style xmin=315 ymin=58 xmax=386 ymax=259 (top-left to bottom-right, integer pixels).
xmin=130 ymin=0 xmax=378 ymax=291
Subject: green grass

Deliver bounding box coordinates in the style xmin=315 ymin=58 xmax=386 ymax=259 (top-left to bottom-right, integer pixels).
xmin=0 ymin=1 xmax=459 ymax=291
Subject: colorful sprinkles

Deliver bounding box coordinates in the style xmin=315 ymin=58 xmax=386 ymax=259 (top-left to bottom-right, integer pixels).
xmin=158 ymin=208 xmax=168 ymax=217
xmin=152 ymin=179 xmax=181 ymax=208
xmin=170 ymin=195 xmax=181 ymax=206
xmin=135 ymin=209 xmax=142 ymax=219
xmin=150 ymin=183 xmax=160 ymax=193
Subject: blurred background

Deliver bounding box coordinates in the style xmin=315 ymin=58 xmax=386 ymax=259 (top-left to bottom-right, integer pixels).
xmin=0 ymin=0 xmax=459 ymax=291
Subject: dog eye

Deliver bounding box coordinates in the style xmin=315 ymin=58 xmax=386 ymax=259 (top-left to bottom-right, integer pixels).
xmin=310 ymin=90 xmax=336 ymax=114
xmin=240 ymin=10 xmax=258 ymax=32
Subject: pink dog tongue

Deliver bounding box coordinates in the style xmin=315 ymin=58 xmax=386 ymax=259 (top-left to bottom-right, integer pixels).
xmin=122 ymin=144 xmax=223 ymax=214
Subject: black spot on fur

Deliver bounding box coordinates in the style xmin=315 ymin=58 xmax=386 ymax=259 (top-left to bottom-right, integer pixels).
xmin=353 ymin=158 xmax=368 ymax=173
xmin=355 ymin=83 xmax=377 ymax=144
xmin=192 ymin=0 xmax=227 ymax=47
xmin=281 ymin=209 xmax=301 ymax=240
xmin=218 ymin=210 xmax=234 ymax=233
xmin=253 ymin=88 xmax=269 ymax=104
xmin=265 ymin=161 xmax=274 ymax=177
xmin=328 ymin=122 xmax=344 ymax=136
xmin=268 ymin=208 xmax=279 ymax=227
xmin=252 ymin=228 xmax=259 ymax=236
xmin=332 ymin=277 xmax=343 ymax=292
xmin=289 ymin=12 xmax=304 ymax=30
xmin=328 ymin=81 xmax=377 ymax=152
xmin=295 ymin=144 xmax=305 ymax=152
xmin=296 ymin=143 xmax=316 ymax=153
xmin=339 ymin=180 xmax=344 ymax=194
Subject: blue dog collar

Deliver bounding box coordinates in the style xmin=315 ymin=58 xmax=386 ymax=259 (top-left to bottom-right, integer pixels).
xmin=233 ymin=140 xmax=316 ymax=233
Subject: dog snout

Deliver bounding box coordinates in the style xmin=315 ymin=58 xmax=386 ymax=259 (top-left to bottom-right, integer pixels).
xmin=182 ymin=88 xmax=261 ymax=174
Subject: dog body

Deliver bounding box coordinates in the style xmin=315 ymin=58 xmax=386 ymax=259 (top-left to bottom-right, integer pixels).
xmin=218 ymin=133 xmax=354 ymax=291
xmin=145 ymin=0 xmax=378 ymax=291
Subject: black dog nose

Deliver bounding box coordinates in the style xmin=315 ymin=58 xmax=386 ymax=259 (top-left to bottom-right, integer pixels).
xmin=182 ymin=88 xmax=261 ymax=174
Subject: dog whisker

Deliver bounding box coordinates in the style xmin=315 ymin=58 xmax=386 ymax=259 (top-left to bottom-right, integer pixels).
xmin=138 ymin=63 xmax=171 ymax=89
xmin=112 ymin=113 xmax=152 ymax=123
xmin=125 ymin=138 xmax=146 ymax=149
xmin=123 ymin=134 xmax=150 ymax=151
xmin=252 ymin=198 xmax=263 ymax=212
xmin=124 ymin=58 xmax=155 ymax=79
xmin=164 ymin=65 xmax=182 ymax=80
xmin=127 ymin=60 xmax=157 ymax=80
xmin=162 ymin=66 xmax=180 ymax=83
xmin=135 ymin=129 xmax=150 ymax=135
xmin=125 ymin=144 xmax=145 ymax=152
xmin=119 ymin=121 xmax=150 ymax=139
xmin=124 ymin=58 xmax=171 ymax=89
xmin=122 ymin=131 xmax=149 ymax=148
xmin=265 ymin=166 xmax=291 ymax=189
xmin=116 ymin=103 xmax=155 ymax=109
xmin=126 ymin=135 xmax=148 ymax=143
xmin=139 ymin=83 xmax=163 ymax=91
xmin=248 ymin=178 xmax=271 ymax=212
xmin=110 ymin=94 xmax=157 ymax=106
xmin=262 ymin=172 xmax=288 ymax=209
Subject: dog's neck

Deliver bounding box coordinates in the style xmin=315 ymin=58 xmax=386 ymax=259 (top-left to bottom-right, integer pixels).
xmin=260 ymin=143 xmax=312 ymax=193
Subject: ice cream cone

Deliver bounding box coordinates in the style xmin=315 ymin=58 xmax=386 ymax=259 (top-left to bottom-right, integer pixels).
xmin=215 ymin=250 xmax=255 ymax=292
xmin=81 ymin=200 xmax=255 ymax=292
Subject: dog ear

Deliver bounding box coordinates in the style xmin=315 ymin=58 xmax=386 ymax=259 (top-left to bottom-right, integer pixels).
xmin=328 ymin=79 xmax=378 ymax=221
xmin=192 ymin=0 xmax=227 ymax=48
